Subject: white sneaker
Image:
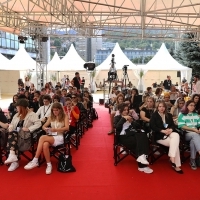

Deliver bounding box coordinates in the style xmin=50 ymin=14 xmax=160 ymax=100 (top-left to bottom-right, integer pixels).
xmin=46 ymin=165 xmax=52 ymax=175
xmin=4 ymin=154 xmax=18 ymax=164
xmin=138 ymin=167 xmax=153 ymax=174
xmin=136 ymin=154 xmax=149 ymax=165
xmin=120 ymin=147 xmax=127 ymax=154
xmin=24 ymin=161 xmax=39 ymax=170
xmin=8 ymin=161 xmax=19 ymax=171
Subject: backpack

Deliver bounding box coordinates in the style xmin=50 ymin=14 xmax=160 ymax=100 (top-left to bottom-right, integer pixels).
xmin=92 ymin=108 xmax=98 ymax=120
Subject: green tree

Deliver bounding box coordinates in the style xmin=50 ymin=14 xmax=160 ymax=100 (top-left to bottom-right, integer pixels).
xmin=174 ymin=33 xmax=200 ymax=75
xmin=54 ymin=39 xmax=61 ymax=47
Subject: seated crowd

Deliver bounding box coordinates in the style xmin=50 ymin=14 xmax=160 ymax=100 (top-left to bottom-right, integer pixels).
xmin=108 ymin=84 xmax=200 ymax=174
xmin=0 ymin=81 xmax=94 ymax=174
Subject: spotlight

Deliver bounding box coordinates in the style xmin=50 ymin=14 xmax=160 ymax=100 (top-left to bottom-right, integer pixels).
xmin=41 ymin=37 xmax=48 ymax=42
xmin=19 ymin=40 xmax=25 ymax=44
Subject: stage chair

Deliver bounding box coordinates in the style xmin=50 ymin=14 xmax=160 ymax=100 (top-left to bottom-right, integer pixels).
xmin=113 ymin=129 xmax=137 ymax=166
xmin=0 ymin=129 xmax=8 ymax=165
xmin=40 ymin=131 xmax=71 ymax=165
xmin=19 ymin=127 xmax=43 ymax=162
xmin=149 ymin=131 xmax=169 ymax=164
xmin=69 ymin=122 xmax=80 ymax=150
xmin=175 ymin=128 xmax=190 ymax=163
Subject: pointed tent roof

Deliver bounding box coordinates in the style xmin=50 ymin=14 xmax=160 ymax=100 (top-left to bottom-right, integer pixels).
xmin=8 ymin=46 xmax=36 ymax=70
xmin=97 ymin=43 xmax=137 ymax=70
xmin=0 ymin=53 xmax=10 ymax=70
xmin=47 ymin=52 xmax=61 ymax=71
xmin=142 ymin=43 xmax=192 ymax=82
xmin=59 ymin=44 xmax=86 ymax=71
xmin=145 ymin=43 xmax=189 ymax=70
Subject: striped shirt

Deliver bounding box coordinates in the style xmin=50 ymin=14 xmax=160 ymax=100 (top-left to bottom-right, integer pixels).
xmin=178 ymin=112 xmax=200 ymax=129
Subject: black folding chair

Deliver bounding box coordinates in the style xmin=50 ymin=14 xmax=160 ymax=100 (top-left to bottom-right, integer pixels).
xmin=40 ymin=131 xmax=71 ymax=165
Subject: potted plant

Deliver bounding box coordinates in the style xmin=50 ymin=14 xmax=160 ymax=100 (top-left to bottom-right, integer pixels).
xmin=26 ymin=72 xmax=32 ymax=81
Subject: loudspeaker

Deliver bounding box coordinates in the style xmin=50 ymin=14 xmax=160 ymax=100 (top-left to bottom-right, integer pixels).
xmin=99 ymin=99 xmax=104 ymax=105
xmin=177 ymin=71 xmax=181 ymax=77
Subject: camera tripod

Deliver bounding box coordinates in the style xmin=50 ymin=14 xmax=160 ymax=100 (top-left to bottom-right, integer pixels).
xmin=122 ymin=70 xmax=129 ymax=90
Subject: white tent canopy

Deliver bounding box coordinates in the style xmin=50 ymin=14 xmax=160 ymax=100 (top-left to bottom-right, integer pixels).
xmin=0 ymin=53 xmax=10 ymax=70
xmin=47 ymin=52 xmax=61 ymax=71
xmin=57 ymin=44 xmax=86 ymax=71
xmin=140 ymin=43 xmax=192 ymax=82
xmin=8 ymin=46 xmax=36 ymax=70
xmin=97 ymin=43 xmax=137 ymax=70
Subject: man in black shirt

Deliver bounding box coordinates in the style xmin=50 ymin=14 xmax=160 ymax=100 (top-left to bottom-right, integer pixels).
xmin=163 ymin=75 xmax=172 ymax=91
xmin=73 ymin=72 xmax=81 ymax=90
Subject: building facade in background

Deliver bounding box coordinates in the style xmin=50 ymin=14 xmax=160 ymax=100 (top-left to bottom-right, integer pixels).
xmin=95 ymin=48 xmax=157 ymax=65
xmin=0 ymin=31 xmax=36 ymax=59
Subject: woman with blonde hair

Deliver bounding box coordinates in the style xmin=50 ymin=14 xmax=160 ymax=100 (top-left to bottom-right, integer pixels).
xmin=24 ymin=103 xmax=69 ymax=174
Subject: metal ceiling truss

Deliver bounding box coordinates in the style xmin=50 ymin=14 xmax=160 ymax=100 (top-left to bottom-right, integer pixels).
xmin=0 ymin=0 xmax=199 ymax=42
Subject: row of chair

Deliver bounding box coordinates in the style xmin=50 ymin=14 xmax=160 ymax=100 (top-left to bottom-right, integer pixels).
xmin=0 ymin=108 xmax=96 ymax=166
xmin=113 ymin=123 xmax=190 ymax=166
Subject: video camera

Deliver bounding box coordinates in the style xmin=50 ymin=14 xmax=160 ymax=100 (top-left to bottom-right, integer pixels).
xmin=111 ymin=54 xmax=115 ymax=64
xmin=122 ymin=65 xmax=129 ymax=73
xmin=84 ymin=62 xmax=96 ymax=71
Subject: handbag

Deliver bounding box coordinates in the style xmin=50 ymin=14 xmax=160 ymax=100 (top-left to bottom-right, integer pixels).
xmin=17 ymin=129 xmax=31 ymax=152
xmin=57 ymin=153 xmax=76 ymax=173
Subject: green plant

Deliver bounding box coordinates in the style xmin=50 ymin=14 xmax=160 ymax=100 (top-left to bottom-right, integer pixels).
xmin=26 ymin=72 xmax=32 ymax=80
xmin=50 ymin=74 xmax=57 ymax=82
xmin=139 ymin=69 xmax=144 ymax=78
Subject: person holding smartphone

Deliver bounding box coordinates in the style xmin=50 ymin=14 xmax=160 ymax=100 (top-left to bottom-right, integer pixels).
xmin=24 ymin=103 xmax=69 ymax=175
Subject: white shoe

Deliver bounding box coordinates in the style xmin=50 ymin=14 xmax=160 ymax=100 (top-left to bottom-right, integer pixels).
xmin=138 ymin=167 xmax=153 ymax=174
xmin=8 ymin=161 xmax=19 ymax=171
xmin=46 ymin=165 xmax=52 ymax=175
xmin=120 ymin=147 xmax=127 ymax=154
xmin=24 ymin=161 xmax=39 ymax=170
xmin=4 ymin=154 xmax=18 ymax=164
xmin=136 ymin=154 xmax=149 ymax=165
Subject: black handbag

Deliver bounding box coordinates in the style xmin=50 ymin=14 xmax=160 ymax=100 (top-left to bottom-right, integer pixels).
xmin=57 ymin=153 xmax=76 ymax=173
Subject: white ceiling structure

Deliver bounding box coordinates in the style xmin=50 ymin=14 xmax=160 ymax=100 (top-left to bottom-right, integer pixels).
xmin=0 ymin=0 xmax=199 ymax=41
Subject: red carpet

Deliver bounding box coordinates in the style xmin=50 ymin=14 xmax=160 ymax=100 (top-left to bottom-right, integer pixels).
xmin=0 ymin=105 xmax=199 ymax=200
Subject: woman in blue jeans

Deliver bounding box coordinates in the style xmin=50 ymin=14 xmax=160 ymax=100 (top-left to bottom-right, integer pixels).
xmin=178 ymin=100 xmax=200 ymax=170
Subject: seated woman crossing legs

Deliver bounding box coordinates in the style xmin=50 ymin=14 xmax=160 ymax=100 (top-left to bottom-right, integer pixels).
xmin=24 ymin=103 xmax=69 ymax=175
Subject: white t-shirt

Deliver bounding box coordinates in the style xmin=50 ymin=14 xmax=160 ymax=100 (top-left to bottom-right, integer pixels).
xmin=36 ymin=104 xmax=52 ymax=119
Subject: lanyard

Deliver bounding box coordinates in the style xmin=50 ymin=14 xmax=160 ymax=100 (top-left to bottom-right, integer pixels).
xmin=66 ymin=108 xmax=72 ymax=119
xmin=43 ymin=105 xmax=51 ymax=117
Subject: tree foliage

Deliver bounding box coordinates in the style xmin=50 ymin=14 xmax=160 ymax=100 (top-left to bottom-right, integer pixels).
xmin=174 ymin=33 xmax=200 ymax=75
xmin=131 ymin=56 xmax=153 ymax=64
